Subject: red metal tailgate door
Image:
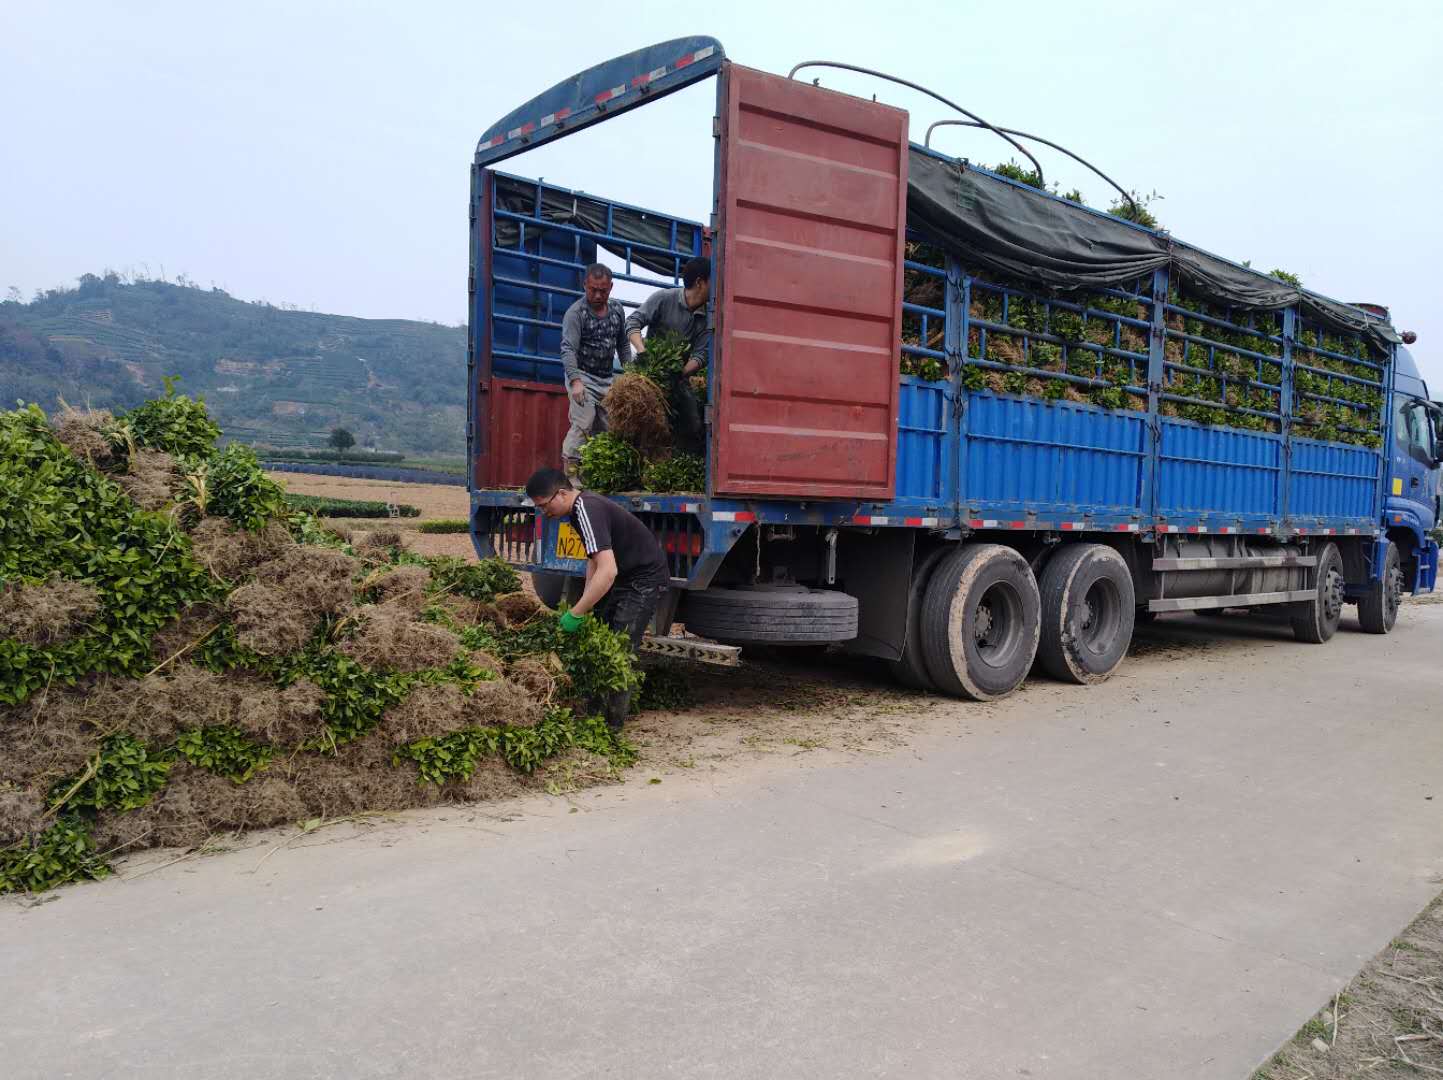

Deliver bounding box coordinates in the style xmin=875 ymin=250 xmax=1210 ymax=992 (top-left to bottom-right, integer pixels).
xmin=712 ymin=63 xmax=908 ymax=499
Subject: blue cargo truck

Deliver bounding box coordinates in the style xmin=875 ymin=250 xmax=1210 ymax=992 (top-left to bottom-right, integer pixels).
xmin=468 ymin=37 xmax=1441 ymax=699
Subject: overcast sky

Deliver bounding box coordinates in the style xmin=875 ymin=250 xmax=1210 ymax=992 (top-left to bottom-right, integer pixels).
xmin=3 ymin=1 xmax=1439 ymax=388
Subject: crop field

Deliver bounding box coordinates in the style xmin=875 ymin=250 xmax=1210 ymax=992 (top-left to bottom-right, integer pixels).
xmin=265 ymin=471 xmax=471 ymax=520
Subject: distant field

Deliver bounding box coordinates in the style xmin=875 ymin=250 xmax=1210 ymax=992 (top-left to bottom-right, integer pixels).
xmin=267 ymin=469 xmax=483 ymax=562
xmin=266 ymin=471 xmax=469 ymax=520
xmin=250 ymin=449 xmax=407 ymax=465
xmin=283 ymin=493 xmax=421 ymax=518
xmin=398 ymin=457 xmax=466 ymax=476
xmin=260 ymin=454 xmax=465 ymax=476
xmin=262 ymin=462 xmax=465 ymax=486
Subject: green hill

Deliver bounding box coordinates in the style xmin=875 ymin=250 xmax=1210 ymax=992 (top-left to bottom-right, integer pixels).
xmin=0 ymin=274 xmax=468 ymax=455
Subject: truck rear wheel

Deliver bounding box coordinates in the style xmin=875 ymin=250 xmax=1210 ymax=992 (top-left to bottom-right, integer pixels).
xmin=1356 ymin=540 xmax=1402 ymax=634
xmin=1290 ymin=542 xmax=1344 ymax=644
xmin=1037 ymin=544 xmax=1135 ymax=684
xmin=889 ymin=546 xmax=953 ymax=690
xmin=921 ymin=544 xmax=1040 ymax=701
xmin=680 ymin=585 xmax=858 ymax=645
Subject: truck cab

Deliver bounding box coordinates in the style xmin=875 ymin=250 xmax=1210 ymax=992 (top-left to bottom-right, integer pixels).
xmin=1386 ymin=346 xmax=1442 ymax=591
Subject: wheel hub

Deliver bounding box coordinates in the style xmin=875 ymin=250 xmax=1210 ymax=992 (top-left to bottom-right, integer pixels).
xmin=974 ymin=602 xmax=995 ymax=643
xmin=1322 ymin=569 xmax=1344 ymax=620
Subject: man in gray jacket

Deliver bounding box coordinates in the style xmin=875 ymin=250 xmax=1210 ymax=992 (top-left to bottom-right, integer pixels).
xmin=625 ymin=256 xmax=710 ymax=455
xmin=560 ymin=263 xmax=632 ymax=478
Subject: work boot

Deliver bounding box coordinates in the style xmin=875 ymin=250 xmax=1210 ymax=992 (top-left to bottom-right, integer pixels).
xmin=563 ymin=458 xmax=582 ymax=484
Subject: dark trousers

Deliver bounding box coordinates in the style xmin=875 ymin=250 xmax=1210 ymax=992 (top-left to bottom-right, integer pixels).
xmin=596 ymin=575 xmax=667 ymax=728
xmin=669 ymin=374 xmax=704 ymax=456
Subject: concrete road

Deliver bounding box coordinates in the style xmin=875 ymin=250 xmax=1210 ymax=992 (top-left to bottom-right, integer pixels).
xmin=4 ymin=604 xmax=1442 ymax=1080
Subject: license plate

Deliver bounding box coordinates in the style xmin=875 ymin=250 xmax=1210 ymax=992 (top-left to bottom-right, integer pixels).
xmin=555 ymin=522 xmax=587 ymax=560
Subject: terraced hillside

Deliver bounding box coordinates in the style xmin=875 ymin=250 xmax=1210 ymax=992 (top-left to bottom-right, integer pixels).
xmin=0 ymin=275 xmax=467 ymax=454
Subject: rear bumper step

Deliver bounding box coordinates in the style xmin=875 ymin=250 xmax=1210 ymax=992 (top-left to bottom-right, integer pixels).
xmin=639 ymin=635 xmax=742 ymax=667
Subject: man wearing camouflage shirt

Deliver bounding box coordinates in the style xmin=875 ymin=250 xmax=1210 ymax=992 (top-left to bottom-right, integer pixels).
xmin=560 ymin=263 xmax=632 ymax=478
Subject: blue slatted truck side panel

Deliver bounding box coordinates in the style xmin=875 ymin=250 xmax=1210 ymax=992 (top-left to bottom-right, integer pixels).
xmin=487 ymin=173 xmax=705 ymax=386
xmin=897 ymin=225 xmax=1392 ymax=533
xmin=1156 ymin=423 xmax=1282 ymax=520
xmin=895 ymin=247 xmax=951 ymax=505
xmin=963 ymin=395 xmax=1146 ymax=517
xmin=1289 ymin=438 xmax=1379 ymax=524
xmin=491 ymin=220 xmax=590 ymax=383
xmin=947 ymin=257 xmax=1156 ymax=525
xmin=896 ymin=376 xmax=949 ymax=503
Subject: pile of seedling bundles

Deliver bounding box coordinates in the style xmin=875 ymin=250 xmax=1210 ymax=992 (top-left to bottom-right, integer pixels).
xmin=583 ymin=331 xmax=706 ymax=494
xmin=900 ymin=242 xmax=1387 ymax=448
xmin=899 ymin=241 xmax=950 ymax=383
xmin=1284 ymin=319 xmax=1387 ymax=448
xmin=0 ymin=387 xmax=652 ymax=894
xmin=900 ymin=241 xmax=1154 ymax=410
xmin=1158 ymin=288 xmax=1385 ymax=447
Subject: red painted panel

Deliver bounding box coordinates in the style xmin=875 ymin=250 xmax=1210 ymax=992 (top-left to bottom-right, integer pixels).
xmin=475 ymin=378 xmax=569 ymax=488
xmin=713 ymin=63 xmax=907 ymax=499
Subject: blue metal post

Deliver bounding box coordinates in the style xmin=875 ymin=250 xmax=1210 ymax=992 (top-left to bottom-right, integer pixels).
xmin=1144 ymin=267 xmax=1168 ymax=528
xmin=944 ymin=252 xmax=965 ymax=522
xmin=1373 ymin=340 xmax=1399 ymax=570
xmin=467 ymin=165 xmax=480 ymax=491
xmin=1280 ymin=306 xmax=1296 ymax=530
xmin=952 ymin=260 xmax=971 ymax=524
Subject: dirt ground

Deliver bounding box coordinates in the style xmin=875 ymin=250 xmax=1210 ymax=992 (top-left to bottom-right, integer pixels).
xmin=1253 ymin=893 xmax=1443 ymax=1078
xmin=398 ymin=532 xmax=480 ymax=560
xmin=627 ymin=650 xmax=934 ymax=771
xmin=266 ymin=470 xmax=479 ymax=560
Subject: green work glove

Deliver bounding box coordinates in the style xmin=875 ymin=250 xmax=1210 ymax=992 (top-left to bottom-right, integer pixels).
xmin=558 ymin=610 xmax=585 ymax=634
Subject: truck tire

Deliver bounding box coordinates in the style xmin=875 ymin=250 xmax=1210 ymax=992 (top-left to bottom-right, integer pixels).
xmin=1037 ymin=544 xmax=1135 ymax=684
xmin=1290 ymin=542 xmax=1344 ymax=644
xmin=889 ymin=546 xmax=953 ymax=690
xmin=920 ymin=544 xmax=1040 ymax=701
xmin=1356 ymin=539 xmax=1402 ymax=635
xmin=680 ymin=585 xmax=858 ymax=645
